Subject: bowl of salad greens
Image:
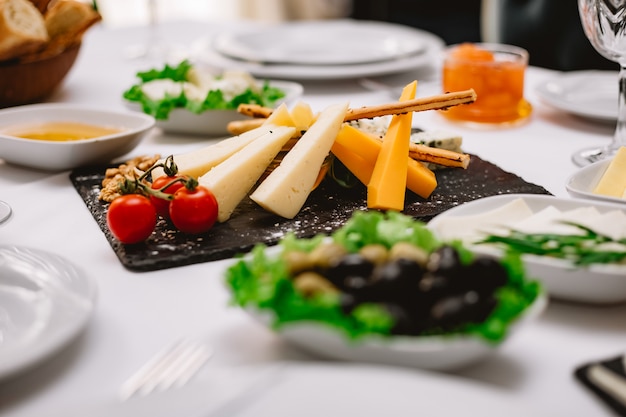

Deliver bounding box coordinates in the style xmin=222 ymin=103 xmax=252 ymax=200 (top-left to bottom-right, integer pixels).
xmin=225 ymin=211 xmax=545 ymax=371
xmin=123 ymin=60 xmax=303 ymax=136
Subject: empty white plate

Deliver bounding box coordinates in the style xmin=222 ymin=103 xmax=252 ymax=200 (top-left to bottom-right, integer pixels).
xmin=535 ymin=70 xmax=618 ymax=122
xmin=213 ymin=20 xmax=427 ymax=66
xmin=0 ymin=246 xmax=97 ymax=380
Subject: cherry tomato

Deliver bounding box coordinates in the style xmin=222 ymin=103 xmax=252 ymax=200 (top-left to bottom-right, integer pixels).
xmin=106 ymin=194 xmax=157 ymax=244
xmin=169 ymin=185 xmax=218 ymax=234
xmin=150 ymin=175 xmax=186 ymax=218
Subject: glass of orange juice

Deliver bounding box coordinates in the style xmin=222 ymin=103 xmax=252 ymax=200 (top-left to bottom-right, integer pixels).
xmin=441 ymin=43 xmax=532 ymax=125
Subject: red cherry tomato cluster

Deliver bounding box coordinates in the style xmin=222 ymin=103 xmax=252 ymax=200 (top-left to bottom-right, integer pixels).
xmin=105 ymin=156 xmax=219 ymax=244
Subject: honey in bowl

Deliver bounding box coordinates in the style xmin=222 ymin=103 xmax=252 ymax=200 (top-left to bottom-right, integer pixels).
xmin=441 ymin=43 xmax=532 ymax=125
xmin=2 ymin=121 xmax=123 ymax=141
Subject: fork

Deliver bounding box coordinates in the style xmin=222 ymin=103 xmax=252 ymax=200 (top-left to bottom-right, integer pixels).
xmin=119 ymin=339 xmax=213 ymax=401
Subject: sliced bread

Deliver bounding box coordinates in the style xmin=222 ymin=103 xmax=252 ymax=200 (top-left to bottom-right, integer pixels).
xmin=0 ymin=0 xmax=48 ymax=61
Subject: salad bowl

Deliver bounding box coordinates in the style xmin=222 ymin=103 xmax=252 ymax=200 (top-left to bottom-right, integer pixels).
xmin=225 ymin=211 xmax=546 ymax=371
xmin=122 ymin=61 xmax=303 ymax=136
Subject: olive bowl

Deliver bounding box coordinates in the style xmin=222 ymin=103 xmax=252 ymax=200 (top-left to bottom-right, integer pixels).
xmin=224 ymin=242 xmax=547 ymax=371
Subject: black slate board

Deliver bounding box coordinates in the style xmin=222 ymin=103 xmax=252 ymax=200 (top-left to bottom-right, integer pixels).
xmin=70 ymin=155 xmax=550 ymax=272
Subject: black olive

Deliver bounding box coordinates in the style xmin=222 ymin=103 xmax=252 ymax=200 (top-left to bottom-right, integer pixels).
xmin=342 ymin=275 xmax=370 ymax=293
xmin=368 ymin=258 xmax=423 ymax=300
xmin=339 ymin=293 xmax=359 ymax=314
xmin=427 ymin=246 xmax=464 ymax=281
xmin=418 ymin=271 xmax=451 ymax=297
xmin=467 ymin=256 xmax=509 ymax=294
xmin=324 ymin=253 xmax=374 ymax=287
xmin=429 ymin=291 xmax=483 ymax=330
xmin=383 ymin=303 xmax=417 ymax=336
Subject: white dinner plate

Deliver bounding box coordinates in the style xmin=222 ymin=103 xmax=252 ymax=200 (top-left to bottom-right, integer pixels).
xmin=197 ymin=21 xmax=445 ymax=80
xmin=213 ymin=20 xmax=427 ymax=66
xmin=125 ymin=80 xmax=302 ymax=136
xmin=535 ymin=70 xmax=618 ymax=122
xmin=428 ymin=194 xmax=626 ymax=304
xmin=566 ymin=158 xmax=625 ymax=204
xmin=0 ymin=246 xmax=97 ymax=380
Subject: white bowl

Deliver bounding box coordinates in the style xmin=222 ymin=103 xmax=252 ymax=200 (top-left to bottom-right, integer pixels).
xmin=428 ymin=194 xmax=626 ymax=304
xmin=0 ymin=103 xmax=155 ymax=171
xmin=566 ymin=158 xmax=625 ymax=205
xmin=245 ymin=294 xmax=546 ymax=371
xmin=226 ymin=243 xmax=546 ymax=371
xmin=126 ymin=80 xmax=303 ymax=136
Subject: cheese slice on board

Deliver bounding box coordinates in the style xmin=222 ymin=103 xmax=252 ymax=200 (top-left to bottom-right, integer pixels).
xmin=263 ymin=103 xmax=296 ymax=128
xmin=151 ymin=125 xmax=277 ymax=179
xmin=251 ymin=102 xmax=349 ymax=219
xmin=367 ymin=81 xmax=417 ymax=211
xmin=290 ymin=101 xmax=316 ymax=131
xmin=332 ymin=124 xmax=437 ymax=198
xmin=198 ymin=126 xmax=295 ymax=222
xmin=593 ymin=146 xmax=626 ymax=198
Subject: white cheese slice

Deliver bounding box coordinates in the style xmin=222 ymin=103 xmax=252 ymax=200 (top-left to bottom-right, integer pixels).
xmin=250 ymin=102 xmax=349 ymax=219
xmin=198 ymin=126 xmax=295 ymax=222
xmin=151 ymin=124 xmax=279 ymax=180
xmin=263 ymin=103 xmax=296 ymax=127
xmin=289 ymin=101 xmax=316 ymax=131
xmin=430 ymin=198 xmax=534 ymax=242
xmin=512 ymin=206 xmax=600 ymax=235
xmin=593 ymin=146 xmax=626 ymax=198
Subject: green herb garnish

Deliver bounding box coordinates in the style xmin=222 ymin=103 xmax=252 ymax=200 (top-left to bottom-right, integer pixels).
xmin=123 ymin=60 xmax=286 ymax=120
xmin=479 ymin=221 xmax=626 ymax=266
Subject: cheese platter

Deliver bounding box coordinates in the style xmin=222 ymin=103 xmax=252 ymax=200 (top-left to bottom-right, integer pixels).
xmin=70 ymin=154 xmax=550 ymax=271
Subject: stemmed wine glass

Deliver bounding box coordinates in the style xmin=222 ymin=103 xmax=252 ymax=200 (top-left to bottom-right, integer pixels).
xmin=573 ymin=0 xmax=626 ymax=166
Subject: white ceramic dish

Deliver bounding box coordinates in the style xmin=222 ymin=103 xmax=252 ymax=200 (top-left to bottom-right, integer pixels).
xmin=566 ymin=158 xmax=625 ymax=204
xmin=126 ymin=80 xmax=302 ymax=136
xmin=198 ymin=22 xmax=445 ymax=80
xmin=227 ymin=245 xmax=546 ymax=371
xmin=0 ymin=103 xmax=154 ymax=171
xmin=213 ymin=20 xmax=427 ymax=66
xmin=245 ymin=295 xmax=545 ymax=371
xmin=428 ymin=194 xmax=626 ymax=304
xmin=0 ymin=245 xmax=97 ymax=381
xmin=535 ymin=70 xmax=618 ymax=123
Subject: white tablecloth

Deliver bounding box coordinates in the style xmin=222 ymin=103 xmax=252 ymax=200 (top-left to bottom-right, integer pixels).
xmin=1 ymin=21 xmax=625 ymax=417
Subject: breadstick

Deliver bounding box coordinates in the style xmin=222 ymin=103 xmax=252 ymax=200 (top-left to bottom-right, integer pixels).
xmin=408 ymin=143 xmax=470 ymax=169
xmin=236 ymin=89 xmax=476 ymax=121
xmin=237 ymin=103 xmax=275 ymax=118
xmin=344 ymin=89 xmax=477 ymax=121
xmin=227 ymin=118 xmax=265 ymax=135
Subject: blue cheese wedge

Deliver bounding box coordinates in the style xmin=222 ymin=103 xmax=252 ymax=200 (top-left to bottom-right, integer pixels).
xmin=250 ymin=102 xmax=349 ymax=219
xmin=198 ymin=126 xmax=295 ymax=222
xmin=410 ymin=130 xmax=463 ymax=152
xmin=151 ymin=125 xmax=278 ymax=180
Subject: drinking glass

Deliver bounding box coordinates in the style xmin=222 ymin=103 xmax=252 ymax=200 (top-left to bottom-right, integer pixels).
xmin=573 ymin=0 xmax=626 ymax=166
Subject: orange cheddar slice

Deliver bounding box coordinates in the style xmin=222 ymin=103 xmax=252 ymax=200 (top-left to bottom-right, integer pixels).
xmin=333 ymin=124 xmax=437 ymax=199
xmin=331 ymin=140 xmax=373 ymax=185
xmin=367 ymin=81 xmax=417 ymax=210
